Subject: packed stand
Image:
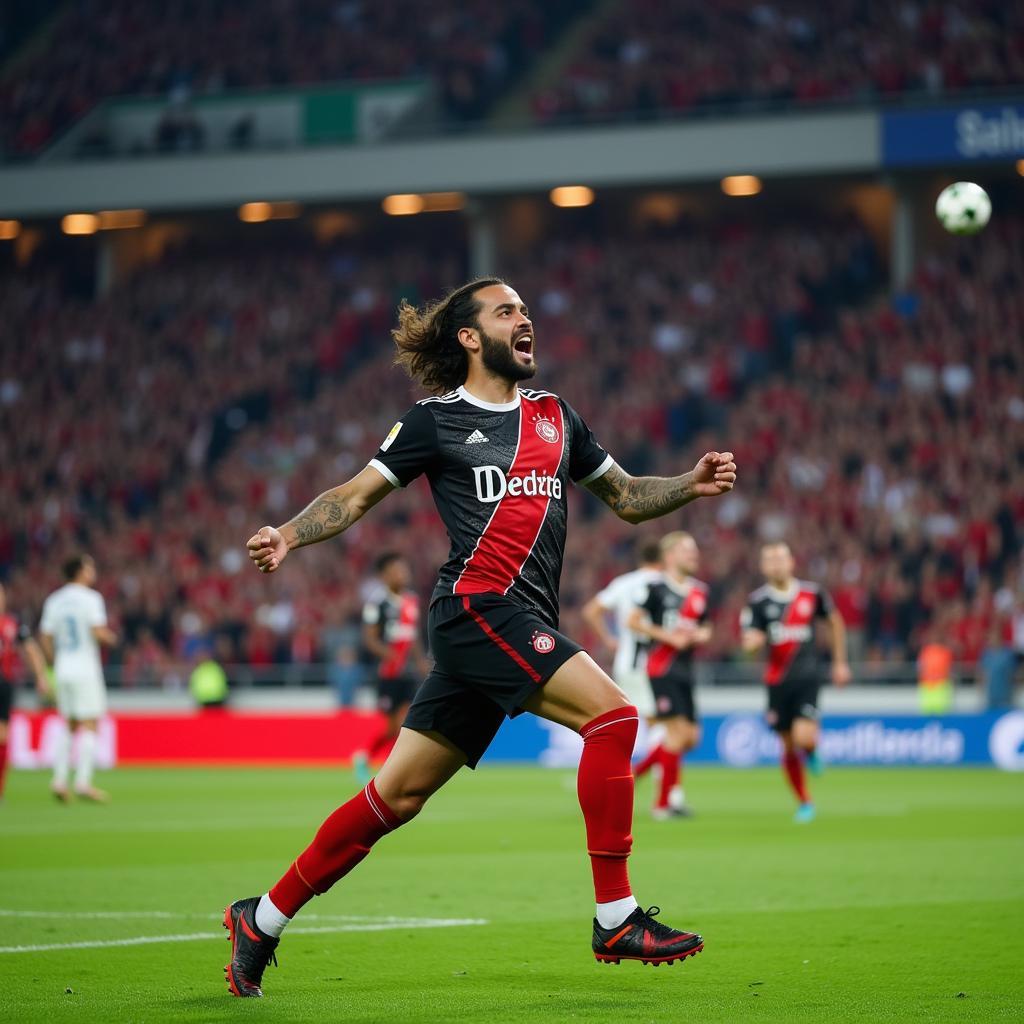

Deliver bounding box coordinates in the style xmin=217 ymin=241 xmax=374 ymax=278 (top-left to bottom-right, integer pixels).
xmin=0 ymin=0 xmax=590 ymax=158
xmin=6 ymin=0 xmax=1024 ymax=159
xmin=532 ymin=0 xmax=1024 ymax=125
xmin=503 ymin=218 xmax=1024 ymax=671
xmin=0 ymin=241 xmax=465 ymax=684
xmin=1 ymin=216 xmax=1022 ymax=686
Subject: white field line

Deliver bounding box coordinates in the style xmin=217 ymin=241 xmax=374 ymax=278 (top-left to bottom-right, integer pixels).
xmin=0 ymin=916 xmax=488 ymax=954
xmin=0 ymin=909 xmax=185 ymax=920
xmin=0 ymin=910 xmax=458 ymax=922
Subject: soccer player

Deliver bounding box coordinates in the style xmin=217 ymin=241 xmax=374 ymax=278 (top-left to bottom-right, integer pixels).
xmin=224 ymin=278 xmax=736 ymax=996
xmin=0 ymin=583 xmax=50 ymax=801
xmin=352 ymin=552 xmax=430 ymax=784
xmin=580 ymin=538 xmax=663 ymax=743
xmin=627 ymin=532 xmax=711 ymax=819
xmin=740 ymin=541 xmax=850 ymax=823
xmin=39 ymin=555 xmax=118 ymax=803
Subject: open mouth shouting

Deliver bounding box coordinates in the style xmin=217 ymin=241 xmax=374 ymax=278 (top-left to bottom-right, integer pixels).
xmin=513 ymin=330 xmax=535 ymax=364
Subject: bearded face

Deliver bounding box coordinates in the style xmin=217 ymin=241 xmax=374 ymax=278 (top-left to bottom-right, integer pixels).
xmin=479 ymin=325 xmax=536 ymax=383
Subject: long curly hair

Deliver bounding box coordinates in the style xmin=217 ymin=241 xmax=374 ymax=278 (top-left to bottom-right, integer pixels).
xmin=392 ymin=277 xmax=504 ymax=395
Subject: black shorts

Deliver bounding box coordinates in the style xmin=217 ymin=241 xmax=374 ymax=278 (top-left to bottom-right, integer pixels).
xmin=650 ymin=673 xmax=697 ymax=723
xmin=0 ymin=679 xmax=11 ymax=723
xmin=377 ymin=674 xmax=417 ymax=714
xmin=766 ymin=676 xmax=820 ymax=733
xmin=403 ymin=594 xmax=583 ymax=769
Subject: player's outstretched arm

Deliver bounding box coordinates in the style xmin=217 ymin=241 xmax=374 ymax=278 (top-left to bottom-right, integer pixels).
xmin=247 ymin=465 xmax=394 ymax=574
xmin=585 ymin=452 xmax=736 ymax=524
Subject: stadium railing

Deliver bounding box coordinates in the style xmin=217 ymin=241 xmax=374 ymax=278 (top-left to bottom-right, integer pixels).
xmin=94 ymin=661 xmax=980 ymax=691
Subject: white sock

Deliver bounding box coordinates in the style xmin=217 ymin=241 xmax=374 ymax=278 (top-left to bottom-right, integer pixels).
xmin=255 ymin=893 xmax=291 ymax=938
xmin=52 ymin=727 xmax=71 ymax=789
xmin=596 ymin=895 xmax=639 ymax=930
xmin=74 ymin=729 xmax=97 ymax=791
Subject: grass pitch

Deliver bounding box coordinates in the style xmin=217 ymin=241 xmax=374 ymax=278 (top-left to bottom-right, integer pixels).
xmin=1 ymin=764 xmax=1022 ymax=1023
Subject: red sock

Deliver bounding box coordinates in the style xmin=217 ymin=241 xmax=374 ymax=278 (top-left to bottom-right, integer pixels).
xmin=269 ymin=779 xmax=401 ymax=918
xmin=655 ymin=748 xmax=679 ymax=810
xmin=0 ymin=741 xmax=7 ymax=798
xmin=782 ymin=750 xmax=810 ymax=804
xmin=633 ymin=743 xmax=662 ymax=779
xmin=578 ymin=706 xmax=639 ymax=903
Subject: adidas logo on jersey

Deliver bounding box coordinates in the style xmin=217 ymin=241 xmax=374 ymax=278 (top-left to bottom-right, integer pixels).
xmin=464 ymin=429 xmax=489 ymax=445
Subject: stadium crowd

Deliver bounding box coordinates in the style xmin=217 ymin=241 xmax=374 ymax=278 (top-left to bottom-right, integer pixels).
xmin=1 ymin=211 xmax=1022 ymax=684
xmin=0 ymin=0 xmax=586 ymax=158
xmin=532 ymin=0 xmax=1024 ymax=124
xmin=4 ymin=0 xmax=1024 ymax=158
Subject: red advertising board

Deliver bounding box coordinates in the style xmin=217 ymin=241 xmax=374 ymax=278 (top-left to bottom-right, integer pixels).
xmin=9 ymin=710 xmax=386 ymax=767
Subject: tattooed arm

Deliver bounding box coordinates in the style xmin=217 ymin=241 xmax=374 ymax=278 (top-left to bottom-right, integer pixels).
xmin=246 ymin=465 xmax=395 ymax=574
xmin=585 ymin=452 xmax=737 ymax=524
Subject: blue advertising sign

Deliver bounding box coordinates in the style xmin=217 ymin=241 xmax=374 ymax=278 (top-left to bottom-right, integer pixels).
xmin=882 ymin=102 xmax=1024 ymax=166
xmin=483 ymin=710 xmax=1024 ymax=771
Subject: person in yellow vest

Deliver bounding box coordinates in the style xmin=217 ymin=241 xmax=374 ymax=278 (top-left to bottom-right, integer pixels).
xmin=190 ymin=653 xmax=229 ymax=709
xmin=917 ymin=625 xmax=954 ymax=715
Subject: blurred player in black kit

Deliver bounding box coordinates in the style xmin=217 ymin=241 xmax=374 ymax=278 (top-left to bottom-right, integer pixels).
xmin=352 ymin=552 xmax=430 ymax=785
xmin=741 ymin=541 xmax=850 ymax=823
xmin=0 ymin=582 xmax=50 ymax=801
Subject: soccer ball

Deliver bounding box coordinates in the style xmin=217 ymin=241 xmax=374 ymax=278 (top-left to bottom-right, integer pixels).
xmin=934 ymin=182 xmax=991 ymax=236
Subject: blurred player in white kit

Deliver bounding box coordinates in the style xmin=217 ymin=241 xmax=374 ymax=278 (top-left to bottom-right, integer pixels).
xmin=39 ymin=555 xmax=117 ymax=802
xmin=582 ymin=539 xmax=664 ymax=749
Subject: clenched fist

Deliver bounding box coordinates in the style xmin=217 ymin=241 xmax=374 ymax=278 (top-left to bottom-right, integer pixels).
xmin=247 ymin=526 xmax=288 ymax=574
xmin=692 ymin=452 xmax=737 ymax=497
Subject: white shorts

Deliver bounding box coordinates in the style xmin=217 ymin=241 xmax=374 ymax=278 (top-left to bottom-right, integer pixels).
xmin=55 ymin=673 xmax=107 ymax=721
xmin=615 ymin=668 xmax=655 ymax=719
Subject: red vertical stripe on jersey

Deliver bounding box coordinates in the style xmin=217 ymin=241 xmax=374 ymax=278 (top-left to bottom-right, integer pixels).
xmin=680 ymin=581 xmax=708 ymax=625
xmin=765 ymin=588 xmax=816 ymax=686
xmin=647 ymin=641 xmax=676 ymax=679
xmin=454 ymin=395 xmax=565 ymax=597
xmin=379 ymin=593 xmax=418 ymax=679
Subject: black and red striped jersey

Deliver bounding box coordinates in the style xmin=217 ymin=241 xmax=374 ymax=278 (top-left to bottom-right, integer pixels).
xmin=368 ymin=385 xmax=612 ymax=627
xmin=636 ymin=576 xmax=709 ymax=681
xmin=362 ymin=590 xmax=420 ymax=679
xmin=741 ymin=580 xmax=834 ymax=686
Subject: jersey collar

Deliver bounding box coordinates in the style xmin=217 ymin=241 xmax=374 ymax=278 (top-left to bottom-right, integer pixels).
xmin=457 ymin=384 xmax=521 ymax=411
xmin=665 ymin=573 xmax=693 ymax=595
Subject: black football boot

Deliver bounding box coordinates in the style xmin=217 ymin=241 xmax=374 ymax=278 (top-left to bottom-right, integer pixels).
xmin=593 ymin=905 xmax=703 ymax=965
xmin=223 ymin=897 xmax=279 ymax=996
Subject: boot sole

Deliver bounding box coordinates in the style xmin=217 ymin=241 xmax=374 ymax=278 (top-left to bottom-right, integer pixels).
xmin=595 ymin=942 xmax=704 ymax=965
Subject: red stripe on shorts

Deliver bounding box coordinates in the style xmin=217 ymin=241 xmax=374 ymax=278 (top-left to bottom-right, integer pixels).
xmin=461 ymin=596 xmax=542 ymax=684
